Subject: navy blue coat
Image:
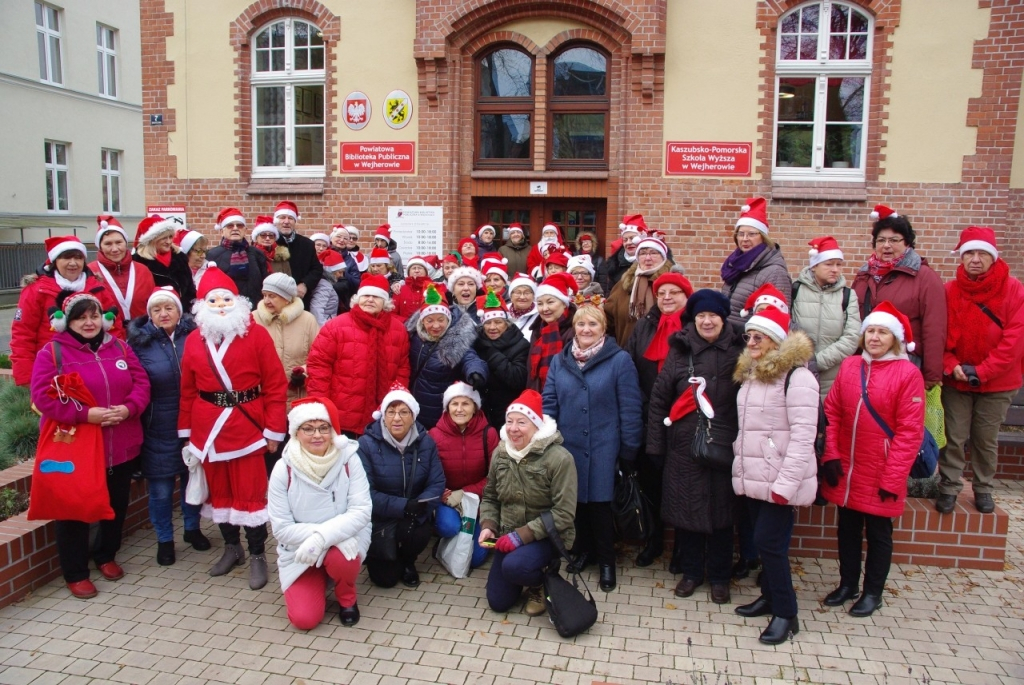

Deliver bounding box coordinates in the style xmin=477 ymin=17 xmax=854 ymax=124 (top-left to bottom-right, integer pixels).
xmin=542 ymin=336 xmax=644 ymax=502
xmin=407 ymin=308 xmax=489 ymax=429
xmin=357 ymin=419 xmax=446 ymax=525
xmin=126 ymin=314 xmax=197 ymax=478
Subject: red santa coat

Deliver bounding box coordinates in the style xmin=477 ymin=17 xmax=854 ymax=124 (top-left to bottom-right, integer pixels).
xmin=178 ymin=320 xmax=288 ymax=462
xmin=89 ymin=256 xmax=157 ymax=319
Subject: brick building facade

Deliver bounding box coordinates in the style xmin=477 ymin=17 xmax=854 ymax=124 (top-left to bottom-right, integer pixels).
xmin=141 ymin=0 xmax=1024 ymax=287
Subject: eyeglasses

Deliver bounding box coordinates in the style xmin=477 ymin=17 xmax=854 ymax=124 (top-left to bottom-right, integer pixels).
xmin=190 ymin=247 xmax=207 ymax=255
xmin=875 ymin=237 xmax=905 ymax=246
xmin=736 ymin=231 xmax=761 ymax=240
xmin=299 ymin=424 xmax=332 ymax=436
xmin=384 ymin=408 xmax=413 ymax=419
xmin=742 ymin=333 xmax=766 ymax=344
xmin=657 ymin=290 xmax=686 ymax=299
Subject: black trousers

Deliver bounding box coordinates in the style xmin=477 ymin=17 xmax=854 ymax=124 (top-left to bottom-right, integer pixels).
xmin=747 ymin=498 xmax=798 ymax=619
xmin=365 ymin=518 xmax=433 ymax=588
xmin=836 ymin=506 xmax=894 ymax=596
xmin=218 ymin=522 xmax=268 ymax=555
xmin=676 ymin=526 xmax=733 ymax=584
xmin=638 ymin=453 xmax=664 ymax=547
xmin=55 ymin=459 xmax=135 ymax=583
xmin=571 ymin=501 xmax=616 ymax=566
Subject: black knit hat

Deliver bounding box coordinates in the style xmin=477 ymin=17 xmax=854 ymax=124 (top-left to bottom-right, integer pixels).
xmin=685 ymin=289 xmax=731 ymax=321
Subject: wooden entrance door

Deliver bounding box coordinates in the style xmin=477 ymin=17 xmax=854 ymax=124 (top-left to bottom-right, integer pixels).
xmin=475 ymin=199 xmax=606 ymax=252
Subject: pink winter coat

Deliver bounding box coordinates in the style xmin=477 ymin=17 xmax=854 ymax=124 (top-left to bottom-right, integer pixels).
xmin=732 ymin=330 xmax=819 ymax=507
xmin=821 ymin=352 xmax=925 ymax=517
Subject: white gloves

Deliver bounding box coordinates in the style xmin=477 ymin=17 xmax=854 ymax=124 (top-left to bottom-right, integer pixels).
xmin=294 ymin=532 xmax=326 ymax=566
xmin=445 ymin=489 xmax=465 ymax=511
xmin=338 ymin=537 xmax=360 ymax=561
xmin=182 ymin=445 xmax=199 ymax=470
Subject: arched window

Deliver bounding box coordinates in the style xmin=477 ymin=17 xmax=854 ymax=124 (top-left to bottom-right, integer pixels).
xmin=549 ymin=45 xmax=608 ymax=168
xmin=251 ymin=18 xmax=325 ymax=176
xmin=774 ymin=2 xmax=871 ymax=179
xmin=476 ymin=47 xmax=534 ymax=168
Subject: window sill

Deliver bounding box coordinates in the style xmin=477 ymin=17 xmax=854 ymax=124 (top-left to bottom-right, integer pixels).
xmin=246 ymin=177 xmax=325 ymax=195
xmin=771 ymin=179 xmax=867 ymax=202
xmin=471 ymin=170 xmax=609 ymax=180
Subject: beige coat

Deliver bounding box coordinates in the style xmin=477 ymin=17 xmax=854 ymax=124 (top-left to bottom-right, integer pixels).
xmin=253 ymin=297 xmax=320 ymax=404
xmin=789 ymin=268 xmax=862 ymax=398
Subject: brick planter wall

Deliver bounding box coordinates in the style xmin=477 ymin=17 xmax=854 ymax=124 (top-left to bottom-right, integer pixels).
xmin=0 ymin=461 xmax=151 ymax=609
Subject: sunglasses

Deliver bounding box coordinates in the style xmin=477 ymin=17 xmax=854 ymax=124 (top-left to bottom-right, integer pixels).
xmin=742 ymin=333 xmax=767 ymax=344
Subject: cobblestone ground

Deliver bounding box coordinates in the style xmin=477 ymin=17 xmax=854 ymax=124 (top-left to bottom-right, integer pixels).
xmin=1 ymin=481 xmax=1022 ymax=685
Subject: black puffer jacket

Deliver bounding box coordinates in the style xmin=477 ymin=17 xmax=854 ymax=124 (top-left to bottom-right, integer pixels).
xmin=474 ymin=324 xmax=530 ymax=429
xmin=278 ymin=232 xmax=322 ymax=309
xmin=133 ymin=250 xmax=197 ymax=307
xmin=647 ymin=322 xmax=744 ymax=534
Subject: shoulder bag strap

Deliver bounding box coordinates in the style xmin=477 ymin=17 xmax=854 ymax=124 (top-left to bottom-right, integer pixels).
xmin=976 ymin=302 xmax=1003 ymax=328
xmin=791 ymin=280 xmax=801 ymax=303
xmin=859 ymin=361 xmax=895 ymax=439
xmin=540 ymin=510 xmax=571 ymax=561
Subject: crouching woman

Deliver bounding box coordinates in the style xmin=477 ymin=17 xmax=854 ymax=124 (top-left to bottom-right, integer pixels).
xmin=268 ymin=397 xmax=372 ymax=629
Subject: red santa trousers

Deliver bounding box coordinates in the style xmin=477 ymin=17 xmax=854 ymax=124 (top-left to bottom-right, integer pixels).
xmin=202 ymin=451 xmax=269 ymax=527
xmin=283 ymin=548 xmax=361 ymax=630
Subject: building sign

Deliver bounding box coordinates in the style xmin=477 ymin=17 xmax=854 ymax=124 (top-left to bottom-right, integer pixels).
xmin=342 ymin=91 xmax=371 ymax=131
xmin=387 ymin=206 xmax=442 ymax=267
xmin=665 ymin=142 xmax=752 ymax=176
xmin=147 ymin=205 xmax=187 ymax=227
xmin=340 ymin=142 xmax=415 ymax=174
xmin=383 ymin=89 xmax=413 ymax=129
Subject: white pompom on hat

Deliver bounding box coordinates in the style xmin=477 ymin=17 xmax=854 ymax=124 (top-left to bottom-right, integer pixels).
xmin=860 ymin=300 xmax=916 ymax=353
xmin=373 ymin=382 xmax=420 ymax=421
xmin=736 ymin=197 xmax=769 ymax=235
xmin=95 ymin=215 xmax=127 ymax=248
xmin=869 ymin=203 xmax=898 ymax=222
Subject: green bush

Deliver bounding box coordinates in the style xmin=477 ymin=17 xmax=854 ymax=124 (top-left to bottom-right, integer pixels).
xmin=0 ymin=354 xmax=10 ymax=370
xmin=0 ymin=488 xmax=29 ymax=522
xmin=0 ymin=380 xmax=38 ymax=469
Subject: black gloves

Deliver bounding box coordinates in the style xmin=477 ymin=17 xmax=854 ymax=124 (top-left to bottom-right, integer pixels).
xmin=961 ymin=364 xmax=981 ymax=387
xmin=404 ymin=498 xmax=429 ymax=518
xmin=618 ymin=456 xmax=637 ymax=475
xmin=820 ymin=460 xmax=843 ymax=488
xmin=468 ymin=373 xmax=486 ymax=392
xmin=289 ymin=367 xmax=307 ymax=390
xmin=879 ymin=489 xmax=898 ymax=502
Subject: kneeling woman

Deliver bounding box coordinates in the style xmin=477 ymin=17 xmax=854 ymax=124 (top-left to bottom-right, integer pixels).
xmin=479 ymin=390 xmax=578 ymax=617
xmin=358 ymin=385 xmax=445 ymax=588
xmin=268 ymin=397 xmax=371 ymax=629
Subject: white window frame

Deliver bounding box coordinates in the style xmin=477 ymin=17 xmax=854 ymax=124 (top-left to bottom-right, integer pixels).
xmin=35 ymin=2 xmax=64 ymax=86
xmin=101 ymin=149 xmax=121 ymax=214
xmin=772 ymin=1 xmax=872 ymax=182
xmin=44 ymin=140 xmax=70 ymax=213
xmin=250 ymin=18 xmax=326 ymax=178
xmin=97 ymin=24 xmax=119 ymax=99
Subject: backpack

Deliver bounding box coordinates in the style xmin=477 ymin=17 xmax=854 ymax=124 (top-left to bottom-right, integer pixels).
xmin=785 ymin=367 xmax=826 ymax=461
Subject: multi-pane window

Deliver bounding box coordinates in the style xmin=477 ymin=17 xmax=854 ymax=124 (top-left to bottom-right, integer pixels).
xmin=101 ymin=149 xmax=121 ymax=214
xmin=44 ymin=141 xmax=69 ymax=212
xmin=774 ymin=1 xmax=872 ymax=179
xmin=97 ymin=25 xmax=118 ymax=98
xmin=476 ymin=48 xmax=534 ymax=167
xmin=35 ymin=2 xmax=63 ymax=85
xmin=251 ymin=18 xmax=325 ymax=175
xmin=549 ymin=46 xmax=609 ymax=168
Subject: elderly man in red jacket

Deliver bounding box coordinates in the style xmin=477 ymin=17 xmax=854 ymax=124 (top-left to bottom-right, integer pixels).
xmin=179 ymin=268 xmax=288 ymax=589
xmin=938 ymin=227 xmax=1024 ymax=515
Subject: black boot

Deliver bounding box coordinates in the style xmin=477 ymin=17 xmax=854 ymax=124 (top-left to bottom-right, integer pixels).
xmin=566 ymin=552 xmax=592 ymax=575
xmin=668 ymin=543 xmax=684 ymax=575
xmin=184 ymin=529 xmax=211 ymax=551
xmin=339 ymin=603 xmax=360 ymax=627
xmin=156 ymin=541 xmax=175 ymax=566
xmin=849 ymin=593 xmax=882 ymax=617
xmin=636 ymin=531 xmax=663 ymax=568
xmin=599 ymin=564 xmax=616 ymax=591
xmin=823 ymin=585 xmax=858 ymax=606
xmin=735 ymin=595 xmax=773 ymax=617
xmin=759 ymin=616 xmax=799 ymax=645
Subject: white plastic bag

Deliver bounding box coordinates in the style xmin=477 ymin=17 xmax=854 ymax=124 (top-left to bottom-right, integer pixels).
xmin=436 ymin=492 xmax=479 ymax=579
xmin=182 ymin=445 xmax=209 ymax=506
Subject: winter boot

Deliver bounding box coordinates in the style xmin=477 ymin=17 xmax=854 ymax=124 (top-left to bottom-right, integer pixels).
xmin=209 ymin=543 xmax=245 ymax=577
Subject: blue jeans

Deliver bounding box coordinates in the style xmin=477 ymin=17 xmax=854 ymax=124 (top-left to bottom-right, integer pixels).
xmin=747 ymin=498 xmax=798 ymax=618
xmin=148 ymin=474 xmax=201 ymax=543
xmin=434 ymin=504 xmax=488 ymax=568
xmin=486 ymin=540 xmax=556 ymax=612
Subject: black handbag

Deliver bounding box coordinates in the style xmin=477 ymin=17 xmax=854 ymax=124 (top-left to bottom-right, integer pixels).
xmin=540 ymin=511 xmax=598 ymax=638
xmin=367 ymin=445 xmax=419 ymax=562
xmin=611 ymin=470 xmax=654 ymax=541
xmin=687 ymin=353 xmax=734 ymax=472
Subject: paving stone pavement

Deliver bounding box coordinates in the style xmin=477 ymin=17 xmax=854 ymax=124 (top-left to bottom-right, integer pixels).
xmin=2 ymin=481 xmax=1023 ymax=685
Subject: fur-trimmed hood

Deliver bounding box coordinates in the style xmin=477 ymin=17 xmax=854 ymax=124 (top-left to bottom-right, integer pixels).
xmin=409 ymin=307 xmax=478 ymax=368
xmin=733 ymin=329 xmax=814 ymax=384
xmin=498 ymin=415 xmax=562 ymax=456
xmin=254 ymin=296 xmax=305 ymax=326
xmin=618 ymin=260 xmax=684 ymax=292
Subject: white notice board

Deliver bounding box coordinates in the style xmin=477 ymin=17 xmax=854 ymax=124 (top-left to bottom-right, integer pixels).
xmin=387 ymin=206 xmax=443 ymax=265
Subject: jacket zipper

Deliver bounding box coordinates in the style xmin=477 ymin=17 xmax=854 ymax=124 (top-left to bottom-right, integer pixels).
xmin=844 ymin=361 xmax=868 ymax=506
xmin=95 ymin=348 xmax=114 ymax=472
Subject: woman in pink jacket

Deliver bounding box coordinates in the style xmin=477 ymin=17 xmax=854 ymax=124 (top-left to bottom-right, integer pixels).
xmin=732 ymin=306 xmax=818 ymax=645
xmin=819 ymin=301 xmax=924 ymax=618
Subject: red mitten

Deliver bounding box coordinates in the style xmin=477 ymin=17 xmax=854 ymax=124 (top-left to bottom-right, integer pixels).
xmin=771 ymin=491 xmax=789 ymax=506
xmin=494 ymin=531 xmax=523 ymax=554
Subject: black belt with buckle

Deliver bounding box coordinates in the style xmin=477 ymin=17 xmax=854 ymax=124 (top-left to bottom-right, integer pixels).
xmin=199 ymin=386 xmax=262 ymax=407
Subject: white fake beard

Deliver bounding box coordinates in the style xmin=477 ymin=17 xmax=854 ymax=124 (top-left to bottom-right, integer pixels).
xmin=192 ymin=296 xmax=251 ymax=345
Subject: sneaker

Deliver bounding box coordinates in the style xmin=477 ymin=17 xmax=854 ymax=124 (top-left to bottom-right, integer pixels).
xmin=974 ymin=492 xmax=995 ymax=514
xmin=524 ymin=586 xmax=546 ymax=616
xmin=935 ymin=493 xmax=956 ymax=514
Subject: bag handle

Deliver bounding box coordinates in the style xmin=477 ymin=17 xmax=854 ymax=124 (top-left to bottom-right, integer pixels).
xmin=540 ymin=510 xmax=572 ymax=562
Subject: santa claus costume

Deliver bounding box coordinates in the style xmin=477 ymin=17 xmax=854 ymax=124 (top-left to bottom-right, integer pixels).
xmin=178 ymin=268 xmax=288 ymax=589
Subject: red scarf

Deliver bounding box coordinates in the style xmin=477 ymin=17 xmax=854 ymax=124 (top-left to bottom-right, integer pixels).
xmin=154 ymin=249 xmax=173 ymax=268
xmin=349 ymin=306 xmax=395 ymax=418
xmin=529 ymin=312 xmax=568 ymax=390
xmin=643 ymin=309 xmax=683 ymax=371
xmin=946 ymin=259 xmax=1009 ymax=365
xmin=257 ymin=243 xmax=278 ymax=271
xmin=866 ymin=251 xmax=906 ymax=282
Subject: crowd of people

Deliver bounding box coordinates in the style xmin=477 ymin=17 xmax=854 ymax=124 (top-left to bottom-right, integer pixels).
xmin=11 ymin=197 xmax=1024 ymax=644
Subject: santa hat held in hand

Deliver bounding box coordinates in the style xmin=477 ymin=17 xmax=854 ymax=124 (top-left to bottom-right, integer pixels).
xmin=736 ymin=197 xmax=769 ymax=235
xmin=536 ymin=272 xmax=577 ymax=306
xmin=373 ymin=382 xmax=420 ymax=421
xmin=952 ymin=226 xmax=999 ymax=260
xmin=95 ymin=215 xmax=128 ymax=248
xmin=740 ymin=283 xmax=789 ymax=318
xmin=663 ymin=377 xmax=715 ymax=426
xmin=808 ymin=236 xmax=844 ymax=267
xmin=288 ymin=396 xmax=352 ymax=450
xmin=861 ymin=300 xmax=916 ymax=353
xmin=506 ymin=389 xmax=545 ymax=429
xmin=273 ymin=201 xmax=300 ymax=221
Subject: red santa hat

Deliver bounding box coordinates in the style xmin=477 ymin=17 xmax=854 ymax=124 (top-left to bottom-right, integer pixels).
xmin=369 ymin=247 xmax=392 ymax=265
xmin=447 ymin=265 xmax=483 ymax=292
xmin=861 ymin=301 xmax=915 ymax=353
xmin=318 ymin=248 xmax=346 ymax=273
xmin=808 ymin=235 xmax=844 ymax=267
xmin=135 ymin=215 xmax=179 ymax=248
xmin=49 ymin=291 xmax=116 ymax=333
xmin=373 ymin=382 xmax=420 ymax=421
xmin=406 ymin=255 xmax=432 ymax=275
xmin=509 ymin=272 xmax=537 ymax=294
xmin=215 ymin=207 xmax=246 ymax=229
xmin=869 ymin=204 xmax=898 ymax=221
xmin=458 ymin=236 xmax=478 ymax=254
xmin=374 ymin=224 xmax=392 ymax=243
xmin=952 ymin=226 xmax=998 ymax=260
xmin=507 ymin=223 xmax=525 ymax=237
xmin=197 ymin=266 xmax=240 ymax=299
xmin=352 ymin=250 xmax=369 ymax=272
xmin=506 ymin=389 xmax=545 ymax=429
xmin=472 ymin=224 xmax=496 ymax=240
xmin=619 ymin=214 xmax=648 ymax=236
xmin=633 ymin=235 xmax=668 ymax=260
xmin=567 ymin=254 xmax=596 ymax=278
xmin=310 ymin=232 xmax=331 ymax=245
xmin=173 ymin=229 xmax=204 ymax=254
xmin=741 ymin=283 xmax=789 ymax=318
xmin=419 ymin=283 xmax=451 ymax=321
xmin=357 ymin=273 xmax=390 ymax=301
xmin=45 ymin=235 xmax=87 ymax=263
xmin=146 ymin=285 xmax=182 ymax=315
xmin=95 ymin=215 xmax=127 ymax=248
xmin=736 ymin=197 xmax=769 ymax=235
xmin=443 ymin=381 xmax=481 ymax=410
xmin=251 ymin=216 xmax=279 ymax=241
xmin=544 ymin=248 xmax=570 ymax=269
xmin=273 ymin=200 xmax=300 ymax=221
xmin=479 ymin=288 xmax=509 ymax=322
xmin=536 ymin=272 xmax=576 ymax=306
xmin=288 ymin=396 xmax=351 ymax=450
xmin=442 ymin=252 xmax=461 ymax=266
xmin=663 ymin=377 xmax=715 ymax=426
xmin=653 ymin=272 xmax=693 ymax=298
xmin=745 ymin=305 xmax=789 ymax=344
xmin=480 ymin=253 xmax=509 ymax=281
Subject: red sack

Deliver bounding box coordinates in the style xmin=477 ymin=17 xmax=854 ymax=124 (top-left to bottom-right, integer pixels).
xmin=27 ymin=372 xmax=114 ymax=523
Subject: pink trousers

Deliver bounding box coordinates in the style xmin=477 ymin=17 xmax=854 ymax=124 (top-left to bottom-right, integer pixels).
xmin=283 ymin=547 xmax=361 ymax=630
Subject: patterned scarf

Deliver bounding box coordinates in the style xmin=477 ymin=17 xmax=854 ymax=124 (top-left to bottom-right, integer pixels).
xmin=946 ymin=258 xmax=1009 ymax=365
xmin=720 ymin=243 xmax=767 ymax=285
xmin=529 ymin=311 xmax=569 ymax=389
xmin=643 ymin=308 xmax=683 ymax=371
xmin=511 ymin=303 xmax=536 ymax=320
xmin=221 ymin=238 xmax=250 ymax=280
xmin=866 ymin=250 xmax=909 ymax=283
xmin=628 ymin=263 xmax=663 ymax=321
xmin=350 ymin=306 xmax=394 ymax=420
xmin=572 ymin=334 xmax=606 ymax=368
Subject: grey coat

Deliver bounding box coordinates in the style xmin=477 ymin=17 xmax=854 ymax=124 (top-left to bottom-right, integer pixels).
xmin=722 ymin=245 xmax=792 ymax=325
xmin=790 ymin=268 xmax=862 ymax=398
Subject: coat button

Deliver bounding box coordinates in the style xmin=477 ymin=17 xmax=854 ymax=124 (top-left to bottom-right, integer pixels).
xmin=583 ymin=430 xmax=589 ymax=436
xmin=582 ymin=386 xmax=588 ymax=391
xmin=582 ymin=408 xmax=588 ymax=413
xmin=584 ymin=452 xmax=590 ymax=458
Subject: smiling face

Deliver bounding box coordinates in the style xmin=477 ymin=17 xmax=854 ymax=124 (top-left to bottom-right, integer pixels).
xmin=571 ymin=268 xmax=592 ymax=289
xmin=744 ymin=329 xmax=778 ymax=359
xmin=536 ymin=294 xmax=565 ymax=323
xmin=574 ymin=313 xmax=604 ymax=349
xmin=511 ymin=285 xmax=534 ymax=310
xmin=508 ymin=230 xmax=525 ymax=245
xmin=69 ymin=306 xmax=102 ymax=338
xmin=580 ymin=238 xmax=593 ymax=253
xmin=222 ymin=221 xmax=245 ymax=243
xmin=656 ymin=284 xmax=688 ymax=315
xmin=873 ymin=228 xmax=907 ymax=262
xmin=962 ymin=249 xmax=995 ymax=279
xmin=447 ymin=396 xmax=476 ymax=429
xmin=695 ymin=312 xmax=724 ymax=342
xmin=54 ymin=251 xmax=86 ymax=280
xmin=484 ymin=273 xmax=506 ymax=293
xmin=331 ymin=232 xmax=347 ymax=249
xmin=295 ymin=420 xmax=332 ymax=455
xmin=99 ymin=232 xmax=127 ymax=262
xmin=483 ymin=317 xmax=508 ymax=340
xmin=149 ymin=300 xmax=180 ymax=333
xmin=863 ymin=324 xmax=897 ymax=359
xmin=505 ymin=412 xmax=538 ymax=450
xmin=187 ymin=238 xmax=208 ymax=269
xmin=422 ymin=312 xmax=450 ymax=337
